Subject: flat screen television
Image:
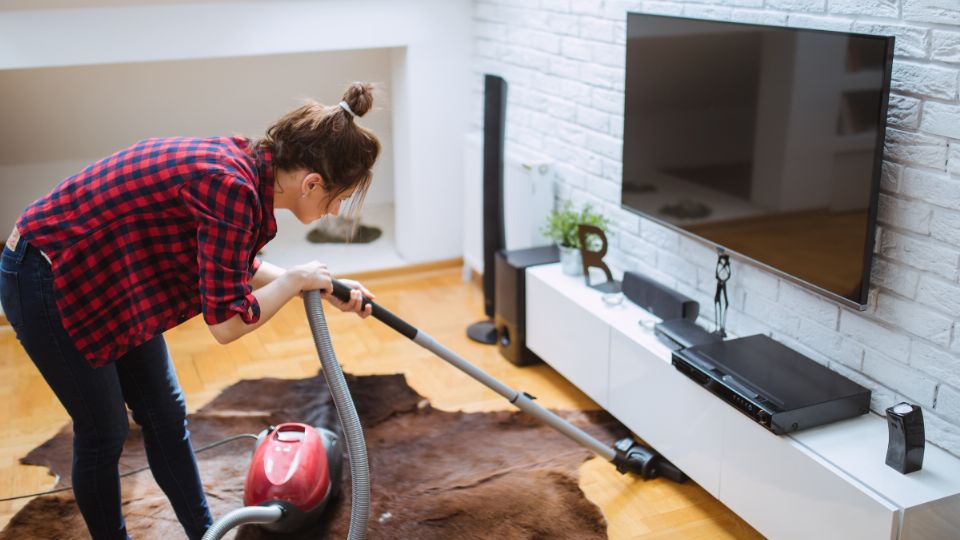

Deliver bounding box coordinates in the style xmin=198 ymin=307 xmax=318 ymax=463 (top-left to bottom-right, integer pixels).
xmin=621 ymin=13 xmax=894 ymax=310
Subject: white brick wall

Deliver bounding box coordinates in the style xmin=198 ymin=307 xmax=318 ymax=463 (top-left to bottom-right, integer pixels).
xmin=472 ymin=0 xmax=960 ymax=457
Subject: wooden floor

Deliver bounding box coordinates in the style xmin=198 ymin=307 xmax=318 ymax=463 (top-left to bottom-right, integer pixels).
xmin=0 ymin=264 xmax=764 ymax=539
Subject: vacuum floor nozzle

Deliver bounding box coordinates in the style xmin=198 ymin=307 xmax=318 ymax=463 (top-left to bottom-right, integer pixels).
xmin=613 ymin=438 xmax=688 ymax=483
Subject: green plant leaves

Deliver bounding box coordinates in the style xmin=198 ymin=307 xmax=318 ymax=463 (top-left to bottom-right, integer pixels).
xmin=540 ymin=200 xmax=610 ymax=249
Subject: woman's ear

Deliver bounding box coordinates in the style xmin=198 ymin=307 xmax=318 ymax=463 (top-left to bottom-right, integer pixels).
xmin=300 ymin=172 xmax=325 ymax=197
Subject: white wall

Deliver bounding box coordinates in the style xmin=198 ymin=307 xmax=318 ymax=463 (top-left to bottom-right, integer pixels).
xmin=0 ymin=0 xmax=472 ymax=263
xmin=0 ymin=0 xmax=223 ymax=9
xmin=471 ymin=0 xmax=960 ymax=458
xmin=0 ymin=49 xmax=396 ymax=230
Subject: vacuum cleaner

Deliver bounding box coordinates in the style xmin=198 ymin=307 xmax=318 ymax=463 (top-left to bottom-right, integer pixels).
xmin=203 ymin=280 xmax=686 ymax=540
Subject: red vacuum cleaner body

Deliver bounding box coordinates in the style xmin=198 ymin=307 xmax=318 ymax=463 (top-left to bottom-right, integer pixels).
xmin=243 ymin=423 xmax=343 ymax=532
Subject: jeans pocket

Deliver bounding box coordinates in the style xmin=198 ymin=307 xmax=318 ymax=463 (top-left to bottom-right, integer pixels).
xmin=0 ymin=269 xmax=23 ymax=330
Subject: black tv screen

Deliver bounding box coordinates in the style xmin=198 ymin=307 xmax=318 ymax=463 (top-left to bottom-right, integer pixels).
xmin=621 ymin=13 xmax=894 ymax=309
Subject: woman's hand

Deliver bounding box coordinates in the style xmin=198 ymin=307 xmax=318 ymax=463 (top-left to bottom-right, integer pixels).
xmin=289 ymin=261 xmax=334 ymax=295
xmin=323 ymin=278 xmax=375 ymax=319
xmin=209 ymin=261 xmax=333 ymax=345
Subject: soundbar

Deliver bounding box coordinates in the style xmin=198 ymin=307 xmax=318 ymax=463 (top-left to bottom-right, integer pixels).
xmin=622 ymin=270 xmax=699 ymax=321
xmin=672 ymin=335 xmax=871 ymax=435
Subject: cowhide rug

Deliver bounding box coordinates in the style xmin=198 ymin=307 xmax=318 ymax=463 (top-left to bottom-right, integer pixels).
xmin=2 ymin=372 xmax=628 ymax=539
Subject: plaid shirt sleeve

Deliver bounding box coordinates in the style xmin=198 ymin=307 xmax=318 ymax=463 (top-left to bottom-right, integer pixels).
xmin=181 ymin=174 xmax=262 ymax=326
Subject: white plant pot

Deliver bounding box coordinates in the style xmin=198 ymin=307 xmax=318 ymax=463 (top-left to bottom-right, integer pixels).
xmin=558 ymin=245 xmax=582 ymax=276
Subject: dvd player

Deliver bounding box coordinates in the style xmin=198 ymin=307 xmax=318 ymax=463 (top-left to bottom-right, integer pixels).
xmin=654 ymin=318 xmax=722 ymax=351
xmin=672 ymin=334 xmax=871 ymax=434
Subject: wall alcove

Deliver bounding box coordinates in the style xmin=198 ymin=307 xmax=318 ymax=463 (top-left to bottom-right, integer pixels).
xmin=0 ymin=0 xmax=471 ymax=272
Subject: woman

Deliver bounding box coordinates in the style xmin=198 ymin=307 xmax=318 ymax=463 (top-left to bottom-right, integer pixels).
xmin=0 ymin=82 xmax=381 ymax=539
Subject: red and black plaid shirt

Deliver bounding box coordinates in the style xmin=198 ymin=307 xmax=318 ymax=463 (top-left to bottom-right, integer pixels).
xmin=16 ymin=137 xmax=277 ymax=368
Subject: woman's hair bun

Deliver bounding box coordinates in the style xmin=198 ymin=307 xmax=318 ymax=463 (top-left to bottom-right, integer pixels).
xmin=342 ymin=82 xmax=375 ymax=118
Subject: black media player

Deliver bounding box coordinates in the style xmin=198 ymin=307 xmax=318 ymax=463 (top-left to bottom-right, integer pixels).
xmin=654 ymin=318 xmax=722 ymax=351
xmin=672 ymin=334 xmax=871 ymax=434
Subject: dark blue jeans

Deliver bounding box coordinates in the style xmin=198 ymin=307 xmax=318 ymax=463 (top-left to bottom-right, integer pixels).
xmin=0 ymin=239 xmax=212 ymax=540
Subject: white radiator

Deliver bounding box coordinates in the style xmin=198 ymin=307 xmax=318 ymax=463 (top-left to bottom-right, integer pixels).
xmin=462 ymin=133 xmax=555 ymax=277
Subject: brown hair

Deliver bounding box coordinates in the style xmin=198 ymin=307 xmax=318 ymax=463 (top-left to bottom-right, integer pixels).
xmin=257 ymin=82 xmax=381 ymax=217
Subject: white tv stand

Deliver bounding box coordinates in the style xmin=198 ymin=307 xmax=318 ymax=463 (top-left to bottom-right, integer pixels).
xmin=525 ymin=263 xmax=960 ymax=540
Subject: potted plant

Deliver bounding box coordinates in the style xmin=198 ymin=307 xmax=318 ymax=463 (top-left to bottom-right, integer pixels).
xmin=541 ymin=200 xmax=610 ymax=275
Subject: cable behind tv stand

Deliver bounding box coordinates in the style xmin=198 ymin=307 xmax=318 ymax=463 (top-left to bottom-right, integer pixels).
xmin=525 ymin=263 xmax=960 ymax=540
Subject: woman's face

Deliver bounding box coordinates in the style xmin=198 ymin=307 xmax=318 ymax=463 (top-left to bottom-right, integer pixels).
xmin=291 ymin=172 xmax=355 ymax=224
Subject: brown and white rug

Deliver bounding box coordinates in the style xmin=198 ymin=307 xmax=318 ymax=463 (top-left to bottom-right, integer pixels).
xmin=2 ymin=372 xmax=628 ymax=539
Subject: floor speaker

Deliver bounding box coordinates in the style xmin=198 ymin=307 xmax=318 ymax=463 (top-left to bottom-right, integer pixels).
xmin=467 ymin=74 xmax=508 ymax=345
xmin=494 ymin=245 xmax=559 ymax=366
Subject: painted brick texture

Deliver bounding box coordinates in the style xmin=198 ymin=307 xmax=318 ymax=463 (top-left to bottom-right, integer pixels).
xmin=472 ymin=0 xmax=960 ymax=457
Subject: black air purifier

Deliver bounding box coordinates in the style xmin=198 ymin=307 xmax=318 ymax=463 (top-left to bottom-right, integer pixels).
xmin=467 ymin=74 xmax=508 ymax=345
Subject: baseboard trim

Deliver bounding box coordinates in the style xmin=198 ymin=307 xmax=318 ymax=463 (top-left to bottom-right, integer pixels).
xmin=343 ymin=257 xmax=464 ymax=282
xmin=465 ymin=267 xmax=483 ymax=288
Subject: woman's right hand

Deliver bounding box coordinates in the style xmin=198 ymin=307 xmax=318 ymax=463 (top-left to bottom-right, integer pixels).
xmin=288 ymin=261 xmax=333 ymax=295
xmin=209 ymin=260 xmax=334 ymax=345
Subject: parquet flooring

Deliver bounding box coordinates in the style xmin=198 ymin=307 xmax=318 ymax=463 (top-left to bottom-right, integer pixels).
xmin=0 ymin=263 xmax=763 ymax=539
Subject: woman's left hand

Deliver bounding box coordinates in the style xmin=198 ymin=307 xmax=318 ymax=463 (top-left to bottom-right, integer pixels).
xmin=323 ymin=278 xmax=375 ymax=319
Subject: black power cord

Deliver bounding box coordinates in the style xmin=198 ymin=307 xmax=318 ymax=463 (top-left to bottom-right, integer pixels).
xmin=0 ymin=432 xmax=260 ymax=503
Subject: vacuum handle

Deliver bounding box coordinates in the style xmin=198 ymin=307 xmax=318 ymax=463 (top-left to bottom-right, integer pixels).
xmin=331 ymin=279 xmax=418 ymax=340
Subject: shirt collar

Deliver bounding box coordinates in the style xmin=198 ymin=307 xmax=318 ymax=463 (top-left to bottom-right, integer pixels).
xmin=239 ymin=137 xmax=278 ymax=244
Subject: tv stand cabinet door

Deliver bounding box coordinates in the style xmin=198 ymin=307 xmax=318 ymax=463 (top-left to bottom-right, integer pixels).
xmin=719 ymin=412 xmax=898 ymax=540
xmin=608 ymin=327 xmax=724 ymax=497
xmin=526 ymin=272 xmax=610 ymax=407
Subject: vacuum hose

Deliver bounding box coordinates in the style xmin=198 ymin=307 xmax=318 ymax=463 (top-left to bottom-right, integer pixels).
xmin=202 ymin=505 xmax=284 ymax=539
xmin=202 ymin=290 xmax=369 ymax=540
xmin=303 ymin=289 xmax=370 ymax=540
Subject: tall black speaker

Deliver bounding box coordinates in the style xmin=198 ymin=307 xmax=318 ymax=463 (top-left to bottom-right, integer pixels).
xmin=467 ymin=74 xmax=507 ymax=345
